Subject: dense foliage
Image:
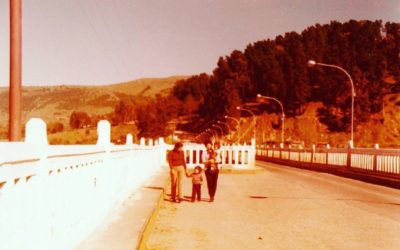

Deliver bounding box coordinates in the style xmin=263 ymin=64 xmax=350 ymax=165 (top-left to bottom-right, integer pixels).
xmin=111 ymin=20 xmax=400 ymax=138
xmin=171 ymin=20 xmax=400 ymax=133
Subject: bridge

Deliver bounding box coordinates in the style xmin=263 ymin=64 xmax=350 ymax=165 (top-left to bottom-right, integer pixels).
xmin=1 ymin=119 xmax=399 ymax=249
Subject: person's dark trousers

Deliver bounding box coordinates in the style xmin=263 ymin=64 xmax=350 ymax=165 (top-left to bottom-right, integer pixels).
xmin=205 ymin=171 xmax=219 ymax=199
xmin=192 ymin=184 xmax=201 ymax=201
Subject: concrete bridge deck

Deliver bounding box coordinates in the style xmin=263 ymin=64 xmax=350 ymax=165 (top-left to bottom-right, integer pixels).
xmin=78 ymin=161 xmax=400 ymax=250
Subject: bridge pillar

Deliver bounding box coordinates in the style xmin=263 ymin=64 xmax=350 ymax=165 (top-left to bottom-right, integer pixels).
xmin=97 ymin=120 xmax=110 ymax=145
xmin=126 ymin=134 xmax=133 ymax=145
xmin=25 ymin=118 xmax=48 ymax=145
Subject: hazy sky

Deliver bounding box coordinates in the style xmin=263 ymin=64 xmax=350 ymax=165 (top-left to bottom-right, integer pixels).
xmin=0 ymin=0 xmax=399 ymax=86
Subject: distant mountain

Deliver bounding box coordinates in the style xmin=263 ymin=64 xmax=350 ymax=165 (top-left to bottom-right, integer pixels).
xmin=0 ymin=76 xmax=187 ymax=126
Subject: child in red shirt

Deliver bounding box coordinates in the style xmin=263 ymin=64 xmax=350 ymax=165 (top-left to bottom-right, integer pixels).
xmin=187 ymin=166 xmax=203 ymax=202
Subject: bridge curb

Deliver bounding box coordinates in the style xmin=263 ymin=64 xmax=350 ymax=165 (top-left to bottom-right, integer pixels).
xmin=219 ymin=166 xmax=265 ymax=174
xmin=136 ymin=178 xmax=169 ymax=250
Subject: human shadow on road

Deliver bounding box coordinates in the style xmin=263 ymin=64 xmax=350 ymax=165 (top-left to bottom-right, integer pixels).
xmin=143 ymin=186 xmax=164 ymax=190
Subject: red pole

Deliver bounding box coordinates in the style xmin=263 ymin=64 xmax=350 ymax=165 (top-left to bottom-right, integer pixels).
xmin=9 ymin=0 xmax=22 ymax=141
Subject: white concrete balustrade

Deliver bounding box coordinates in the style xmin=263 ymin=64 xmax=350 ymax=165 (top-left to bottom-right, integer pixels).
xmin=171 ymin=139 xmax=255 ymax=169
xmin=0 ymin=118 xmax=256 ymax=250
xmin=0 ymin=119 xmax=163 ymax=250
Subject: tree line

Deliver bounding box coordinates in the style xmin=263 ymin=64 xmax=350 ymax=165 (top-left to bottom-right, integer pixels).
xmin=171 ymin=20 xmax=400 ymax=133
xmin=73 ymin=20 xmax=399 ymax=140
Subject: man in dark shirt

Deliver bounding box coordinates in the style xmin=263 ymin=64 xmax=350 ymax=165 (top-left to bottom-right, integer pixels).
xmin=167 ymin=142 xmax=187 ymax=203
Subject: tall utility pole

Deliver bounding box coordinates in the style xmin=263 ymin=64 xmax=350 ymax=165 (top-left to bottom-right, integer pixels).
xmin=9 ymin=0 xmax=23 ymax=141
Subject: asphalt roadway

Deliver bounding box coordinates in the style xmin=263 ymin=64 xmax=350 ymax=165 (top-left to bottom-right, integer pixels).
xmin=144 ymin=161 xmax=400 ymax=250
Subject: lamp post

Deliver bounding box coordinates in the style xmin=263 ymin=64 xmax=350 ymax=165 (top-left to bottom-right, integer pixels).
xmin=217 ymin=121 xmax=231 ymax=130
xmin=213 ymin=124 xmax=227 ymax=143
xmin=237 ymin=106 xmax=256 ymax=145
xmin=224 ymin=115 xmax=240 ymax=142
xmin=203 ymin=130 xmax=213 ymax=141
xmin=207 ymin=128 xmax=218 ymax=142
xmin=257 ymin=94 xmax=285 ymax=146
xmin=218 ymin=121 xmax=231 ymax=141
xmin=307 ymin=60 xmax=356 ymax=146
xmin=195 ymin=130 xmax=208 ymax=142
xmin=212 ymin=124 xmax=224 ymax=136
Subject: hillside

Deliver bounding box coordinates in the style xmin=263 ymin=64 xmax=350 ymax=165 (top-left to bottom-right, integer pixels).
xmin=254 ymin=93 xmax=400 ymax=148
xmin=164 ymin=20 xmax=400 ymax=148
xmin=0 ymin=76 xmax=187 ymax=128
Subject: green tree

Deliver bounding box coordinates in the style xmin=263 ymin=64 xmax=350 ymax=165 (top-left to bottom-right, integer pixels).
xmin=69 ymin=111 xmax=92 ymax=129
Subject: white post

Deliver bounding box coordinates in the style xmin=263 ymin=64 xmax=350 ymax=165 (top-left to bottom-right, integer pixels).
xmin=25 ymin=118 xmax=48 ymax=145
xmin=228 ymin=148 xmax=232 ymax=166
xmin=234 ymin=149 xmax=239 ymax=167
xmin=189 ymin=149 xmax=193 ymax=166
xmin=126 ymin=134 xmax=133 ymax=145
xmin=140 ymin=137 xmax=145 ymax=146
xmin=196 ymin=149 xmax=200 ymax=164
xmin=97 ymin=120 xmax=111 ymax=146
xmin=158 ymin=137 xmax=168 ymax=166
xmin=250 ymin=138 xmax=256 ymax=167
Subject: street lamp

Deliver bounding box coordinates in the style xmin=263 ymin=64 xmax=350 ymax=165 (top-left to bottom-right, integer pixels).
xmin=236 ymin=106 xmax=256 ymax=144
xmin=205 ymin=128 xmax=215 ymax=141
xmin=218 ymin=121 xmax=231 ymax=141
xmin=217 ymin=120 xmax=231 ymax=130
xmin=257 ymin=94 xmax=285 ymax=146
xmin=207 ymin=128 xmax=218 ymax=141
xmin=224 ymin=115 xmax=241 ymax=142
xmin=307 ymin=60 xmax=356 ymax=146
xmin=196 ymin=130 xmax=209 ymax=142
xmin=212 ymin=124 xmax=223 ymax=137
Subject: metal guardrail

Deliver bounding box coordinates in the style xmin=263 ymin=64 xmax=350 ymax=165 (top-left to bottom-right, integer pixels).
xmin=256 ymin=146 xmax=400 ymax=176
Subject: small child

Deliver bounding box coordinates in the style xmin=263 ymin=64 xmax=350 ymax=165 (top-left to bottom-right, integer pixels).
xmin=187 ymin=166 xmax=203 ymax=202
xmin=207 ymin=151 xmax=219 ymax=173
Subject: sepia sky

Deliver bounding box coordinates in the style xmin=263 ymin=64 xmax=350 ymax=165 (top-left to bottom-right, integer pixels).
xmin=0 ymin=0 xmax=399 ymax=86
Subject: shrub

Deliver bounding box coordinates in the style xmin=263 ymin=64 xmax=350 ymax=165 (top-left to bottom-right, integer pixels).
xmin=69 ymin=111 xmax=92 ymax=129
xmin=47 ymin=122 xmax=64 ymax=134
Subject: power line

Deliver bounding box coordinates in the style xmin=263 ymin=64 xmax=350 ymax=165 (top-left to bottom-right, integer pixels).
xmin=111 ymin=0 xmax=142 ymax=75
xmin=90 ymin=0 xmax=130 ymax=74
xmin=77 ymin=0 xmax=122 ymax=82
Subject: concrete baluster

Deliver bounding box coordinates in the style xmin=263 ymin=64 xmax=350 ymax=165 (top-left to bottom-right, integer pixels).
xmin=189 ymin=149 xmax=194 ymax=166
xmin=197 ymin=147 xmax=201 ymax=165
xmin=25 ymin=118 xmax=48 ymax=145
xmin=140 ymin=137 xmax=145 ymax=146
xmin=126 ymin=134 xmax=133 ymax=145
xmin=158 ymin=137 xmax=167 ymax=166
xmin=229 ymin=148 xmax=233 ymax=166
xmin=234 ymin=149 xmax=239 ymax=168
xmin=97 ymin=120 xmax=111 ymax=146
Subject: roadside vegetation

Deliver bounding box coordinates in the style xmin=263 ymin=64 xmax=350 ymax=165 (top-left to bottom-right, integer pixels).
xmin=1 ymin=20 xmax=399 ymax=147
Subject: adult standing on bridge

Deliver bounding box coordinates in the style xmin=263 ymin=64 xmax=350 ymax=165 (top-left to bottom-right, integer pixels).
xmin=167 ymin=142 xmax=187 ymax=203
xmin=202 ymin=141 xmax=221 ymax=202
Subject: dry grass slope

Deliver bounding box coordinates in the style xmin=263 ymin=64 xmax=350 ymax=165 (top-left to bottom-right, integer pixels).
xmin=0 ymin=76 xmax=187 ymax=127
